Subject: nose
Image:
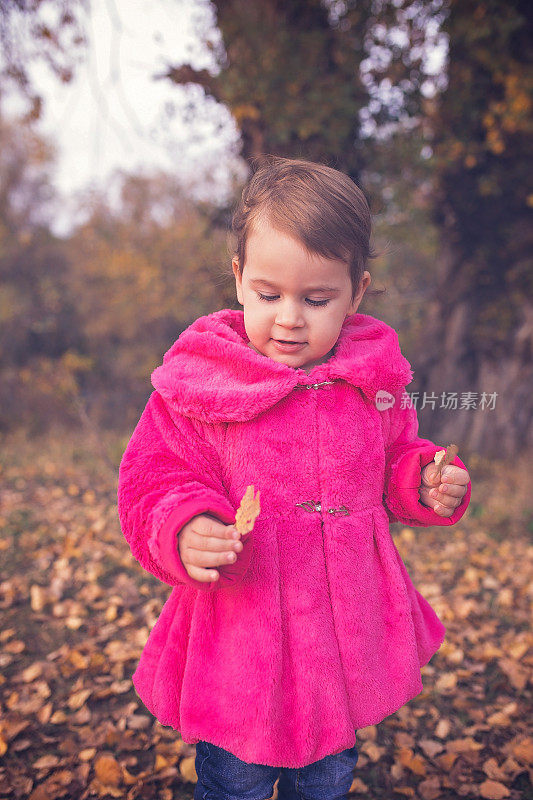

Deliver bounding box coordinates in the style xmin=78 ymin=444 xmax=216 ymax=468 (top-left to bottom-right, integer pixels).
xmin=274 ymin=299 xmax=304 ymax=329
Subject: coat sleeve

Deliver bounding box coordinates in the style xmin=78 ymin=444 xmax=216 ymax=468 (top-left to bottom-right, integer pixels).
xmin=382 ymin=389 xmax=471 ymax=527
xmin=117 ymin=390 xmax=253 ymax=592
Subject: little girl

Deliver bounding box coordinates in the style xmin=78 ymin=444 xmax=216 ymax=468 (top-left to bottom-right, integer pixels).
xmin=117 ymin=157 xmax=471 ymax=800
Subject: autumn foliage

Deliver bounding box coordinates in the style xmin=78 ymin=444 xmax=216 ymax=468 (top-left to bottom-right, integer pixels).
xmin=0 ymin=180 xmax=530 ymax=800
xmin=0 ymin=432 xmax=531 ymax=798
xmin=0 ymin=119 xmax=237 ymax=433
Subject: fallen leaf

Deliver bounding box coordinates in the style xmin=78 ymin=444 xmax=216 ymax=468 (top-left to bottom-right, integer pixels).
xmin=479 ymin=779 xmax=510 ymax=798
xmin=510 ymin=736 xmax=533 ymax=765
xmin=394 ymin=787 xmax=415 ymax=797
xmin=498 ymin=658 xmax=529 ymax=690
xmin=22 ymin=662 xmax=43 ymax=682
xmin=435 ymin=718 xmax=452 ymax=739
xmin=33 ymin=754 xmax=60 ymax=770
xmin=50 ymin=710 xmax=67 ymax=724
xmin=487 ymin=711 xmax=511 ymax=725
xmin=30 ymin=585 xmax=46 ymax=612
xmin=435 ymin=672 xmax=458 ymax=692
xmin=437 ymin=751 xmax=458 ymax=770
xmin=397 ymin=746 xmax=427 ymax=776
xmin=447 ymin=737 xmax=484 ymax=753
xmin=179 ymin=755 xmax=198 ymax=783
xmin=418 ymin=775 xmax=442 ymax=800
xmin=94 ymin=753 xmax=123 ymax=787
xmin=360 ymin=741 xmax=386 ymax=762
xmin=482 ymin=757 xmax=507 ymax=781
xmin=68 ymin=688 xmax=91 ymax=709
xmin=348 ymin=776 xmax=368 ymax=794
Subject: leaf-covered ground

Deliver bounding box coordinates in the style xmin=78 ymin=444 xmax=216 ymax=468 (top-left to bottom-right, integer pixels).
xmin=0 ymin=429 xmax=532 ymax=800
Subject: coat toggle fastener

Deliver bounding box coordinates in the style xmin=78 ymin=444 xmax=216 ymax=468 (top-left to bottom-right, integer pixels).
xmin=295 ymin=380 xmax=336 ymax=390
xmin=296 ymin=501 xmax=350 ymax=516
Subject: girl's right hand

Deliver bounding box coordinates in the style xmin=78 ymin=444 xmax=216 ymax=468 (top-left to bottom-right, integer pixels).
xmin=177 ymin=514 xmax=244 ymax=583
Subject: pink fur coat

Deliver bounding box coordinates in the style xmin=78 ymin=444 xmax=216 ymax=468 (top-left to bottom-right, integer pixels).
xmin=117 ymin=308 xmax=471 ymax=768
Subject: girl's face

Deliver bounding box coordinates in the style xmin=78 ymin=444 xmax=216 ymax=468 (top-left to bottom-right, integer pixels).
xmin=233 ymin=218 xmax=371 ymax=373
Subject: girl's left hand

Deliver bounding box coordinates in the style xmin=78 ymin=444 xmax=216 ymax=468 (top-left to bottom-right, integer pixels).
xmin=419 ymin=462 xmax=470 ymax=517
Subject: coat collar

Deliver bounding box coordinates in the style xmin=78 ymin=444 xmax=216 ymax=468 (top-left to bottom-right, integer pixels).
xmin=151 ymin=308 xmax=414 ymax=423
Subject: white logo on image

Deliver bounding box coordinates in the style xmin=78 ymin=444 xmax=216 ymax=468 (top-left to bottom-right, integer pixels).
xmin=375 ymin=390 xmax=395 ymax=411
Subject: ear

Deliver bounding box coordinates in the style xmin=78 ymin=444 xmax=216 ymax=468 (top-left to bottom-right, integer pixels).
xmin=347 ymin=271 xmax=372 ymax=316
xmin=232 ymin=257 xmax=244 ymax=306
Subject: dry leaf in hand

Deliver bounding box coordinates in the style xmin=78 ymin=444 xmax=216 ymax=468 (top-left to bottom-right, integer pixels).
xmin=235 ymin=485 xmax=261 ymax=535
xmin=433 ymin=444 xmax=459 ymax=481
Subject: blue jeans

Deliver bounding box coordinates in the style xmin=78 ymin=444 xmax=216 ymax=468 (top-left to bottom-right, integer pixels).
xmin=193 ymin=738 xmax=359 ymax=800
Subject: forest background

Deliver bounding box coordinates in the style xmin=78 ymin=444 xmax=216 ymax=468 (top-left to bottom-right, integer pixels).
xmin=1 ymin=0 xmax=531 ymax=459
xmin=0 ymin=2 xmax=532 ymax=799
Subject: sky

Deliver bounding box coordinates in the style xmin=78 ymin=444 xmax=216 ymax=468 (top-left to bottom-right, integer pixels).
xmin=3 ymin=0 xmax=245 ymax=232
xmin=1 ymin=0 xmax=447 ymax=234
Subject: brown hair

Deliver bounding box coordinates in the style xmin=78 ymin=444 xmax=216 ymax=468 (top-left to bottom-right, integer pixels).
xmin=231 ymin=156 xmax=383 ymax=302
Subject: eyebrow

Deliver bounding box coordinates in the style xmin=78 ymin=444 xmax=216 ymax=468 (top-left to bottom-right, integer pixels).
xmin=249 ymin=279 xmax=341 ymax=293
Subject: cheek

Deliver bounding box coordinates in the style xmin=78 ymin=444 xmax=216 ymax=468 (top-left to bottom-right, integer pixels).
xmin=311 ymin=314 xmax=333 ymax=334
xmin=312 ymin=316 xmax=343 ymax=346
xmin=252 ymin=301 xmax=273 ymax=322
xmin=244 ymin=306 xmax=271 ymax=336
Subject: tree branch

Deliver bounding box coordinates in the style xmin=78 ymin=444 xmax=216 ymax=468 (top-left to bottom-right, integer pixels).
xmin=154 ymin=64 xmax=222 ymax=103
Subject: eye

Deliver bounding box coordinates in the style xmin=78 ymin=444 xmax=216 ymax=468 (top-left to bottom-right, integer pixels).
xmin=257 ymin=293 xmax=330 ymax=307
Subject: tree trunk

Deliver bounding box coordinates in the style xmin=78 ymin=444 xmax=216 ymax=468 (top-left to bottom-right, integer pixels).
xmin=409 ymin=0 xmax=533 ymax=460
xmin=411 ymin=239 xmax=533 ymax=460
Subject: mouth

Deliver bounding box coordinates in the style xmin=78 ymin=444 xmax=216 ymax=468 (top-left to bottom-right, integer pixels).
xmin=272 ymin=338 xmax=306 ymax=352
